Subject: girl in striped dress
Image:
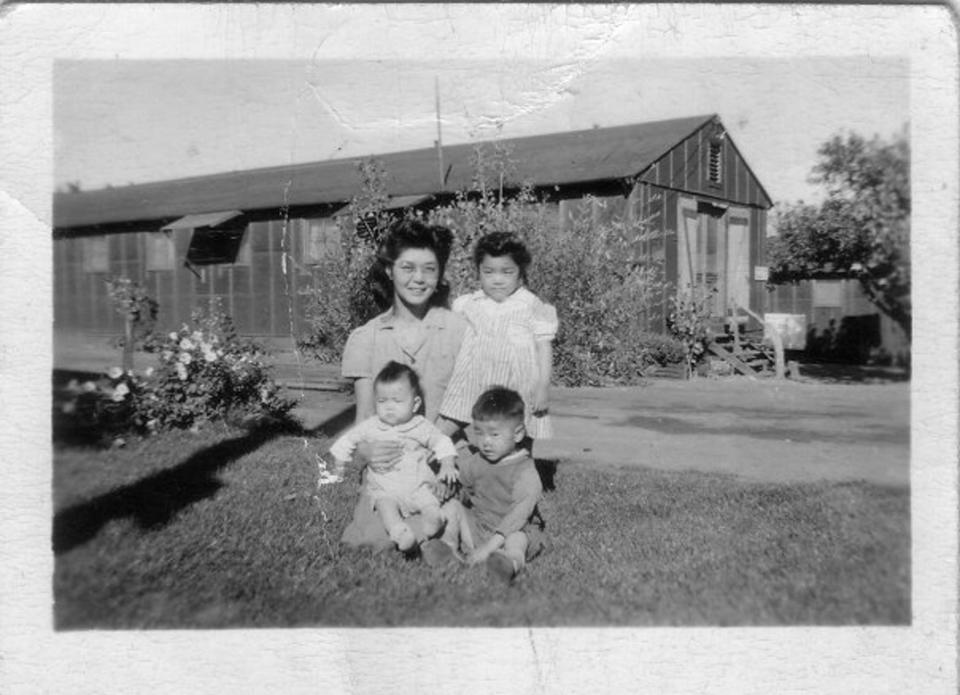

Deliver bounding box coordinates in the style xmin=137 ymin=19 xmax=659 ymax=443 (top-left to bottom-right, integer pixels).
xmin=439 ymin=232 xmax=558 ymax=448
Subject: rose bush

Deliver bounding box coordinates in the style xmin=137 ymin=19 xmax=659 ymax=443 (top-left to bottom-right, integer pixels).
xmin=56 ymin=303 xmax=296 ymax=441
xmin=136 ymin=305 xmax=295 ymax=431
xmin=57 ymin=367 xmax=149 ymax=442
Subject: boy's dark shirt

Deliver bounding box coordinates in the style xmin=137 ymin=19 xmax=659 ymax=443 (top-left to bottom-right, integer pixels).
xmin=458 ymin=447 xmax=542 ymax=537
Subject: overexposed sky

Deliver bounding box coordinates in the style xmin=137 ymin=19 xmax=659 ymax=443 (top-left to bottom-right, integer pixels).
xmin=47 ymin=3 xmax=912 ymax=207
xmin=54 ymin=55 xmax=908 ymax=205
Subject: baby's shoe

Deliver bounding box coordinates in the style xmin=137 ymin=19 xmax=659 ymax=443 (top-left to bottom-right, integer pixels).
xmin=388 ymin=523 xmax=417 ymax=552
xmin=486 ymin=551 xmax=519 ymax=584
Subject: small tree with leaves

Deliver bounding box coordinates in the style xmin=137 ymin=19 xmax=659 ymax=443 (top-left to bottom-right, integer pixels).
xmin=300 ymin=146 xmax=677 ymax=384
xmin=298 ymin=158 xmax=390 ymax=362
xmin=105 ymin=276 xmax=158 ymax=372
xmin=767 ymin=128 xmax=910 ymax=338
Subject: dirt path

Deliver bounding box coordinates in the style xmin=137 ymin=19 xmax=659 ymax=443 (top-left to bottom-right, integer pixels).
xmin=54 ymin=331 xmax=909 ymax=486
xmin=537 ymin=379 xmax=908 ymax=485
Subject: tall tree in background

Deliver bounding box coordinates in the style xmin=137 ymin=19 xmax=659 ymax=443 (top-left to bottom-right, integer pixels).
xmin=768 ymin=128 xmax=910 ymax=338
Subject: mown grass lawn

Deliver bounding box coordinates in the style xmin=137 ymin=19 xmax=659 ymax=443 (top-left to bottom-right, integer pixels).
xmin=53 ymin=425 xmax=910 ymax=628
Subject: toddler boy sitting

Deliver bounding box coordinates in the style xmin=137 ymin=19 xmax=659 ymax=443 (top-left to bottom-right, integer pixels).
xmin=429 ymin=386 xmax=546 ymax=581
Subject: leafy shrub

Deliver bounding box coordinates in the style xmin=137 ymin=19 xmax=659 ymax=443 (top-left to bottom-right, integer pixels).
xmin=666 ymin=286 xmax=717 ymax=372
xmin=105 ymin=276 xmax=160 ymax=354
xmin=298 ymin=159 xmax=387 ymax=362
xmin=136 ymin=303 xmax=296 ymax=431
xmin=636 ymin=332 xmax=688 ymax=368
xmin=433 ymin=179 xmax=679 ymax=385
xmin=524 ymin=197 xmax=672 ymax=385
xmin=298 ymin=234 xmax=378 ymax=363
xmin=56 ymin=367 xmax=149 ymax=443
xmin=299 ymin=148 xmax=679 ymax=385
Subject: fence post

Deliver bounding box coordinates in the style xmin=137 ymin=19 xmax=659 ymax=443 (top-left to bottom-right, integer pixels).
xmin=731 ymin=299 xmax=741 ymax=353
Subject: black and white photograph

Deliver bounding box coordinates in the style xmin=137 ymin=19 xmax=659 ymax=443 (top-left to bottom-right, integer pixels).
xmin=1 ymin=4 xmax=956 ymax=693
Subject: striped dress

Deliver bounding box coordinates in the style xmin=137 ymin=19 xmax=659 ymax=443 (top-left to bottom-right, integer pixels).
xmin=439 ymin=287 xmax=558 ymax=439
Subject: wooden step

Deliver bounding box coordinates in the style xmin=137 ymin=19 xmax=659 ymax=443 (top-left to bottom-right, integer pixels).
xmin=707 ymin=343 xmax=757 ymax=377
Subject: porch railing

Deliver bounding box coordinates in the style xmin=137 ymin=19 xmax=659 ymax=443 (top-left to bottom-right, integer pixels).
xmin=726 ymin=299 xmax=786 ymax=379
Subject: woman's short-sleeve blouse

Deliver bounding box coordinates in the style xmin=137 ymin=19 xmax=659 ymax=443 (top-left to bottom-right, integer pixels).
xmin=341 ymin=306 xmax=467 ymax=422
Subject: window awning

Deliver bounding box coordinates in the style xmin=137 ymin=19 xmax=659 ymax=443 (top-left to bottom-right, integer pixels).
xmin=160 ymin=210 xmax=243 ymax=231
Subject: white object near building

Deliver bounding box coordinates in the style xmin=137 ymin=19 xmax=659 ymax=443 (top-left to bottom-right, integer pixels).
xmin=764 ymin=313 xmax=807 ymax=350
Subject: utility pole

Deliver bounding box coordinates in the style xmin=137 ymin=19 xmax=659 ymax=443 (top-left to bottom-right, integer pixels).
xmin=434 ymin=76 xmax=445 ymax=191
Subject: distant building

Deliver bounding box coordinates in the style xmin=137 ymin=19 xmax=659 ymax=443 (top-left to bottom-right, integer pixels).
xmin=766 ymin=277 xmax=910 ymax=366
xmin=54 ymin=114 xmax=774 ymax=341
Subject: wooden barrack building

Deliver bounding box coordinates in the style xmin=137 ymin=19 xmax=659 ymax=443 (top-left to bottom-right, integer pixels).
xmin=53 ymin=114 xmax=774 ymax=341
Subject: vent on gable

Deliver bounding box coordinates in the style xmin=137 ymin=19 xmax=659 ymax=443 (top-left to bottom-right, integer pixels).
xmin=708 ymin=141 xmax=723 ymax=185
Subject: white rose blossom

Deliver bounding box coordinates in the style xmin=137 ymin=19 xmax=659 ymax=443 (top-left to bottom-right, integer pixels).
xmin=111 ymin=382 xmax=130 ymax=402
xmin=108 ymin=366 xmax=123 ymax=379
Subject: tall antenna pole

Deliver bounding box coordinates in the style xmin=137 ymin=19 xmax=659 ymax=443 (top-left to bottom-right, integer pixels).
xmin=435 ymin=76 xmax=445 ymax=191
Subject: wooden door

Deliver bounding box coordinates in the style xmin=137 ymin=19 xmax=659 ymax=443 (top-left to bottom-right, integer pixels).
xmin=725 ymin=208 xmax=751 ymax=314
xmin=678 ymin=198 xmax=726 ymax=316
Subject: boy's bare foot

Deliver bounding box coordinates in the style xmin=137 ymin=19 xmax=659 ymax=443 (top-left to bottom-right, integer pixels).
xmin=420 ymin=539 xmax=458 ymax=567
xmin=486 ymin=551 xmax=518 ymax=584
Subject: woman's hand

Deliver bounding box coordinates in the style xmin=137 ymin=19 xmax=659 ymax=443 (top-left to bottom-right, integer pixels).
xmin=355 ymin=439 xmax=403 ymax=473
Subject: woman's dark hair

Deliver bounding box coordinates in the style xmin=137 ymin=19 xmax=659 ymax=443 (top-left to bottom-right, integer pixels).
xmin=473 ymin=232 xmax=532 ymax=280
xmin=368 ymin=218 xmax=454 ymax=310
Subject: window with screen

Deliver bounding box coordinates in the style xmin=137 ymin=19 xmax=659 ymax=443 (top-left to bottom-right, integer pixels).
xmin=813 ymin=280 xmax=843 ymax=308
xmin=145 ymin=232 xmax=176 ymax=271
xmin=304 ymin=219 xmax=342 ymax=264
xmin=82 ymin=235 xmax=110 ymax=273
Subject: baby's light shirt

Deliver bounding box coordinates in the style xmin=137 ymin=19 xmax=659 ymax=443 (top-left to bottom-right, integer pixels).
xmin=329 ymin=414 xmax=458 ymax=464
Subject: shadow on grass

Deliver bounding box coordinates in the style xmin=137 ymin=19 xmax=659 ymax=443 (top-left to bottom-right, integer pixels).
xmin=53 ymin=405 xmax=355 ymax=555
xmin=797 ymin=362 xmax=910 ymax=384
